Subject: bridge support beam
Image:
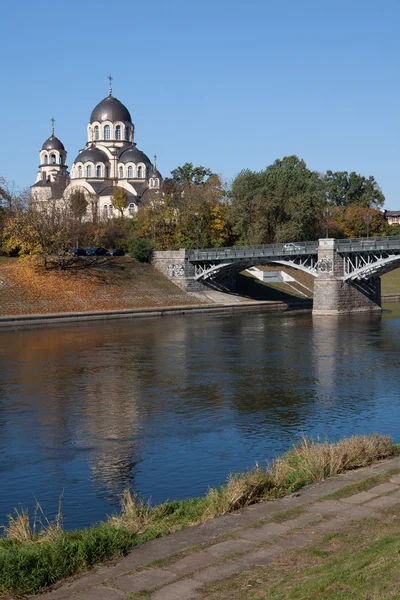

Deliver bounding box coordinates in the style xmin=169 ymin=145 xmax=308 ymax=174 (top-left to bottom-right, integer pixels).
xmin=313 ymin=239 xmax=381 ymax=315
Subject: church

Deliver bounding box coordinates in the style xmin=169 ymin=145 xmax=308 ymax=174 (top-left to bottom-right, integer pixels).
xmin=31 ymin=77 xmax=162 ymax=218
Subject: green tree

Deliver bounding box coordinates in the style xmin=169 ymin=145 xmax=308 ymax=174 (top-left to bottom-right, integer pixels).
xmin=230 ymin=156 xmax=325 ymax=245
xmin=129 ymin=236 xmax=153 ymax=262
xmin=112 ymin=187 xmax=128 ymax=217
xmin=324 ymin=171 xmax=385 ymax=209
xmin=169 ymin=162 xmax=215 ymax=185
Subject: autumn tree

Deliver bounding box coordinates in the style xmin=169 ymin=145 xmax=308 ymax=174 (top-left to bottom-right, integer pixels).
xmin=2 ymin=199 xmax=74 ymax=268
xmin=136 ymin=165 xmax=232 ymax=250
xmin=68 ymin=189 xmax=88 ymax=222
xmin=112 ymin=187 xmax=128 ymax=218
xmin=332 ymin=206 xmax=388 ymax=239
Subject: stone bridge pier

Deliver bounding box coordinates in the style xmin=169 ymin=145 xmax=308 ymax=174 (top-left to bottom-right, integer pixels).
xmin=313 ymin=239 xmax=381 ymax=314
xmin=152 ymin=250 xmax=208 ymax=292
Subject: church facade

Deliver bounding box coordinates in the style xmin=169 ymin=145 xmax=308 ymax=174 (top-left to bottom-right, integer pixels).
xmin=31 ymin=79 xmax=161 ymax=219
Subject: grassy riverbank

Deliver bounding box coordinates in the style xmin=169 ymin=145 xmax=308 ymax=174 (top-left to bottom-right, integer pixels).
xmin=0 ymin=434 xmax=397 ymax=595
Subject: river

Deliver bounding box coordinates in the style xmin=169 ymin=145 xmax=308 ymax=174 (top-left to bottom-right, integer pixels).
xmin=1 ymin=305 xmax=400 ymax=530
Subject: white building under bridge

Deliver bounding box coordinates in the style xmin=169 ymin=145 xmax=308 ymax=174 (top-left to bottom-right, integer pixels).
xmin=31 ymin=77 xmax=162 ymax=218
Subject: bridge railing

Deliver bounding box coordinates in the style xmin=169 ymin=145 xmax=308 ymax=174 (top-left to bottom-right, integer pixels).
xmin=337 ymin=235 xmax=400 ymax=252
xmin=189 ymin=241 xmax=318 ymax=261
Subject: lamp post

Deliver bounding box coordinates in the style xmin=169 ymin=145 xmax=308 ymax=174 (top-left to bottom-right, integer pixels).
xmin=363 ymin=214 xmax=373 ymax=239
xmin=324 ymin=208 xmax=333 ymax=238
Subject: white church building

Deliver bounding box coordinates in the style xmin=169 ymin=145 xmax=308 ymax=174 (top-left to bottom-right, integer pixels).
xmin=31 ymin=78 xmax=162 ymax=218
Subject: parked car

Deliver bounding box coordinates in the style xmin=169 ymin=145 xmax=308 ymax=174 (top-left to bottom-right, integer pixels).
xmin=106 ymin=249 xmax=125 ymax=257
xmin=70 ymin=248 xmax=87 ymax=256
xmin=283 ymin=243 xmax=303 ymax=251
xmin=86 ymin=247 xmax=107 ymax=256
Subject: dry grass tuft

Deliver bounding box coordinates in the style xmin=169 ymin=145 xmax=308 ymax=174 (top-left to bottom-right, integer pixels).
xmin=2 ymin=508 xmax=33 ymax=544
xmin=206 ymin=465 xmax=275 ymax=516
xmin=108 ymin=490 xmax=153 ymax=534
xmin=2 ymin=495 xmax=64 ymax=544
xmin=272 ymin=434 xmax=396 ymax=492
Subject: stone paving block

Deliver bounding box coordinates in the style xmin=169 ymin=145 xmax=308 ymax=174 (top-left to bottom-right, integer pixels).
xmin=365 ymin=494 xmax=400 ymax=509
xmin=338 ymin=505 xmax=377 ymax=522
xmin=367 ymin=483 xmax=399 ymax=495
xmin=71 ymin=586 xmax=126 ymax=600
xmin=239 ymin=545 xmax=285 ymax=566
xmin=274 ymin=531 xmax=316 ymax=550
xmin=168 ymin=552 xmax=216 ymax=575
xmin=282 ymin=512 xmax=321 ymax=529
xmin=113 ymin=569 xmax=176 ymax=593
xmin=389 ymin=474 xmax=400 ymax=485
xmin=151 ymin=579 xmax=202 ymax=600
xmin=205 ymin=538 xmax=255 ymax=557
xmin=239 ymin=522 xmax=289 ymax=542
xmin=314 ymin=518 xmax=349 ymax=533
xmin=194 ymin=560 xmax=247 ymax=583
xmin=340 ymin=491 xmax=377 ymax=504
xmin=310 ymin=500 xmax=351 ymax=516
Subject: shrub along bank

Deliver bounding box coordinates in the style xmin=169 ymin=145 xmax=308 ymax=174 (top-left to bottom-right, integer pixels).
xmin=0 ymin=434 xmax=397 ymax=595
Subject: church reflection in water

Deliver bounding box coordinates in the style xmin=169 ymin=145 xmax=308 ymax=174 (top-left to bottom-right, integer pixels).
xmin=0 ymin=307 xmax=399 ymax=529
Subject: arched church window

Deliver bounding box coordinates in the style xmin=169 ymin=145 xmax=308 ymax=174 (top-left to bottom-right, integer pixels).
xmin=86 ymin=165 xmax=92 ymax=177
xmin=155 ymin=178 xmax=159 ymax=187
xmin=119 ymin=166 xmax=124 ymax=178
xmin=44 ymin=155 xmax=48 ymax=164
xmin=94 ymin=126 xmax=99 ymax=140
xmin=109 ymin=204 xmax=114 ymax=216
xmin=105 ymin=166 xmax=109 ymax=178
xmin=137 ymin=166 xmax=142 ymax=178
xmin=103 ymin=205 xmax=108 ymax=218
xmin=125 ymin=128 xmax=129 ymax=141
xmin=128 ymin=166 xmax=133 ymax=178
xmin=150 ymin=178 xmax=154 ymax=188
xmin=78 ymin=166 xmax=82 ymax=178
xmin=104 ymin=125 xmax=111 ymax=140
xmin=129 ymin=203 xmax=135 ymax=215
xmin=96 ymin=165 xmax=102 ymax=177
xmin=51 ymin=154 xmax=56 ymax=165
xmin=115 ymin=125 xmax=121 ymax=140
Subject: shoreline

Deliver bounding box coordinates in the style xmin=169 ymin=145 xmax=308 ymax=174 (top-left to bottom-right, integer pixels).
xmin=0 ymin=298 xmax=312 ymax=330
xmin=0 ymin=434 xmax=397 ymax=597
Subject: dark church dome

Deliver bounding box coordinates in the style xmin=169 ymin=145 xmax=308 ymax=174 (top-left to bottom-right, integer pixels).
xmin=74 ymin=146 xmax=108 ymax=163
xmin=42 ymin=135 xmax=65 ymax=151
xmin=119 ymin=145 xmax=151 ymax=166
xmin=90 ymin=95 xmax=132 ymax=124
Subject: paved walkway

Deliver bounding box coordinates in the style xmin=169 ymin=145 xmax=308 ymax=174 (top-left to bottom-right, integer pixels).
xmin=37 ymin=455 xmax=400 ymax=600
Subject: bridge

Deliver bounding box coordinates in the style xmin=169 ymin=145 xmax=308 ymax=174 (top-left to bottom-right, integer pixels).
xmin=152 ymin=236 xmax=400 ymax=314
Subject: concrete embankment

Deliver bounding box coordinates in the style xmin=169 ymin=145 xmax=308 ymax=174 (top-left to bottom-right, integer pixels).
xmin=0 ymin=299 xmax=312 ymax=330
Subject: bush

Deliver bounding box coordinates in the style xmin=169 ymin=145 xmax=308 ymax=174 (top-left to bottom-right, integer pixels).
xmin=129 ymin=236 xmax=153 ymax=262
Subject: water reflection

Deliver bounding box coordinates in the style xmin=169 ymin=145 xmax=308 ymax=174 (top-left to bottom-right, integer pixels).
xmin=1 ymin=307 xmax=400 ymax=529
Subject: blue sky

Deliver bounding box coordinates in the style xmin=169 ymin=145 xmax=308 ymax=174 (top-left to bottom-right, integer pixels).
xmin=1 ymin=0 xmax=399 ymax=208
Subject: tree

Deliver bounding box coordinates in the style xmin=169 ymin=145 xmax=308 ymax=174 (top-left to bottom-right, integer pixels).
xmin=332 ymin=206 xmax=388 ymax=239
xmin=68 ymin=189 xmax=88 ymax=222
xmin=324 ymin=171 xmax=385 ymax=209
xmin=230 ymin=156 xmax=325 ymax=245
xmin=112 ymin=187 xmax=128 ymax=217
xmin=2 ymin=199 xmax=74 ymax=268
xmin=169 ymin=162 xmax=215 ymax=186
xmin=136 ymin=165 xmax=233 ymax=250
xmin=129 ymin=236 xmax=153 ymax=262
